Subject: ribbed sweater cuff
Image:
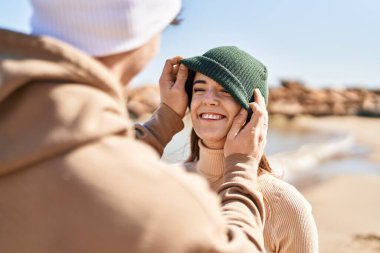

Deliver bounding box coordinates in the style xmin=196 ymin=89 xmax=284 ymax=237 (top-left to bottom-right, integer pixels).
xmin=224 ymin=154 xmax=259 ymax=183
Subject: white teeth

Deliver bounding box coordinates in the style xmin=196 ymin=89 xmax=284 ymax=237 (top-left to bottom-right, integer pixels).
xmin=201 ymin=113 xmax=223 ymax=120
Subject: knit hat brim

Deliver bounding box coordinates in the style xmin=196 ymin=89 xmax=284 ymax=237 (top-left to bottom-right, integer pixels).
xmin=181 ymin=56 xmax=252 ymax=111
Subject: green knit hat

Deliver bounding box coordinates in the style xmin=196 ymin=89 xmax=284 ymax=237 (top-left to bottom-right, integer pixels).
xmin=181 ymin=46 xmax=268 ymax=111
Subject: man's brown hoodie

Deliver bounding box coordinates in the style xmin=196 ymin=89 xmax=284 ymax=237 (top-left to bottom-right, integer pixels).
xmin=0 ymin=29 xmax=265 ymax=253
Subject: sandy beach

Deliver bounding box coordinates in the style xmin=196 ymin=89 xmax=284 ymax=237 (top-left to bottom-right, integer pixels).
xmin=286 ymin=116 xmax=380 ymax=253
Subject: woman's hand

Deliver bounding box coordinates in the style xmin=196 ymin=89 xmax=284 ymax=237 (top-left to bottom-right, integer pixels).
xmin=224 ymin=89 xmax=269 ymax=161
xmin=159 ymin=56 xmax=189 ymax=118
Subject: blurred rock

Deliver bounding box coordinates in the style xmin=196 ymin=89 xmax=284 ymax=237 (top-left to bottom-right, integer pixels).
xmin=268 ymin=80 xmax=380 ymax=118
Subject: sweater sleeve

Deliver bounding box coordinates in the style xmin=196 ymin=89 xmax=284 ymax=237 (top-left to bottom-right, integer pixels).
xmin=269 ymin=181 xmax=319 ymax=253
xmin=134 ymin=103 xmax=184 ymax=156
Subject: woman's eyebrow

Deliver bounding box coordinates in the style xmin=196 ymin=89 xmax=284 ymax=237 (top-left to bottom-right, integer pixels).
xmin=193 ymin=80 xmax=207 ymax=85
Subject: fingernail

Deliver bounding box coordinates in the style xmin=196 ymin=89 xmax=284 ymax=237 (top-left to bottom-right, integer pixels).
xmin=180 ymin=64 xmax=185 ymax=70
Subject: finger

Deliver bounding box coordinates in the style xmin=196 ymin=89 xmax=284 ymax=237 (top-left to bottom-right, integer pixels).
xmin=254 ymin=88 xmax=266 ymax=109
xmin=251 ymin=97 xmax=269 ymax=123
xmin=172 ymin=64 xmax=180 ymax=80
xmin=245 ymin=102 xmax=265 ymax=129
xmin=173 ymin=64 xmax=188 ymax=90
xmin=171 ymin=57 xmax=183 ymax=79
xmin=254 ymin=89 xmax=269 ymax=128
xmin=227 ymin=109 xmax=248 ymax=139
xmin=253 ymin=89 xmax=269 ymax=125
xmin=163 ymin=56 xmax=181 ymax=75
xmin=159 ymin=59 xmax=175 ymax=85
xmin=248 ymin=103 xmax=268 ymax=144
xmin=246 ymin=103 xmax=267 ymax=147
xmin=159 ymin=56 xmax=183 ymax=85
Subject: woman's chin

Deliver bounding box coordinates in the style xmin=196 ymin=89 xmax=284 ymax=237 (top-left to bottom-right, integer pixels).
xmin=200 ymin=136 xmax=226 ymax=149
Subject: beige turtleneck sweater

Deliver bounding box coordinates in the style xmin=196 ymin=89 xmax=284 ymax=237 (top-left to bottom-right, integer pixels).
xmin=185 ymin=142 xmax=319 ymax=253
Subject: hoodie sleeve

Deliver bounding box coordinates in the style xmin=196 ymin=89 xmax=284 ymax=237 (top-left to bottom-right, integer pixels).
xmin=134 ymin=103 xmax=184 ymax=156
xmin=218 ymin=153 xmax=266 ymax=252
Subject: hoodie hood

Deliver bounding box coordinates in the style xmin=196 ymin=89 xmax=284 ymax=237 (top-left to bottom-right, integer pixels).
xmin=0 ymin=29 xmax=130 ymax=176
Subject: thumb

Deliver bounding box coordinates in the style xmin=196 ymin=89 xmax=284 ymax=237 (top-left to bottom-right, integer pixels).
xmin=227 ymin=109 xmax=248 ymax=139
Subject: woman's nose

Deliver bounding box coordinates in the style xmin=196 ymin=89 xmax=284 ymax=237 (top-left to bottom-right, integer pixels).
xmin=202 ymin=90 xmax=219 ymax=106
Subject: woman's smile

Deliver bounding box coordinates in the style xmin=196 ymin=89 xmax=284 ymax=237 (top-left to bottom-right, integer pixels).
xmin=199 ymin=113 xmax=226 ymax=120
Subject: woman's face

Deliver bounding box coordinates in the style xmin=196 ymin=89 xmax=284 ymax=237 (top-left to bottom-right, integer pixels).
xmin=190 ymin=72 xmax=242 ymax=149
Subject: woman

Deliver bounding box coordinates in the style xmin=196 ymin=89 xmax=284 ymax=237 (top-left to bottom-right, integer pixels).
xmin=178 ymin=46 xmax=319 ymax=253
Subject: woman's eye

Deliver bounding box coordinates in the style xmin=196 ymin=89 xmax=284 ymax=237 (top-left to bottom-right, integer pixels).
xmin=220 ymin=90 xmax=231 ymax=96
xmin=193 ymin=88 xmax=205 ymax=93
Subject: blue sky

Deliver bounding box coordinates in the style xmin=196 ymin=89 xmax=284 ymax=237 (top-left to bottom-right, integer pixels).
xmin=1 ymin=0 xmax=379 ymax=88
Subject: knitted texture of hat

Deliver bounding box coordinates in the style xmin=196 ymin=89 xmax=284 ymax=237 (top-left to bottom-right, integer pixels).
xmin=181 ymin=46 xmax=268 ymax=110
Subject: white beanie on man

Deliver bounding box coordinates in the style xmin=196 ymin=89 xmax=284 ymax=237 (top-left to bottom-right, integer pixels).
xmin=30 ymin=0 xmax=181 ymax=56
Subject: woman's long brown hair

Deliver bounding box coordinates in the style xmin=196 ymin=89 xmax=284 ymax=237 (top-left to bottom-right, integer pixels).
xmin=186 ymin=129 xmax=272 ymax=176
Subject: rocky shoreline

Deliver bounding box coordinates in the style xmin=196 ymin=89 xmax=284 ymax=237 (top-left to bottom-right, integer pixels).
xmin=126 ymin=81 xmax=380 ymax=120
xmin=268 ymin=80 xmax=380 ymax=118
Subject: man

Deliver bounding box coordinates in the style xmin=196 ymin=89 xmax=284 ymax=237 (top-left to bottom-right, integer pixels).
xmin=0 ymin=0 xmax=267 ymax=252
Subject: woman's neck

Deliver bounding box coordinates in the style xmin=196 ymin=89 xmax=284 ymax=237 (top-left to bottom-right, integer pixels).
xmin=196 ymin=140 xmax=225 ymax=178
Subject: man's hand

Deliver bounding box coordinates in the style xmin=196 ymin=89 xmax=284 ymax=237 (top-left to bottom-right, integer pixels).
xmin=159 ymin=56 xmax=189 ymax=118
xmin=224 ymin=89 xmax=269 ymax=161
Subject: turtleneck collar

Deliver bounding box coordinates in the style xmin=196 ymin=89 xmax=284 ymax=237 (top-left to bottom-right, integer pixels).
xmin=196 ymin=140 xmax=225 ymax=181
